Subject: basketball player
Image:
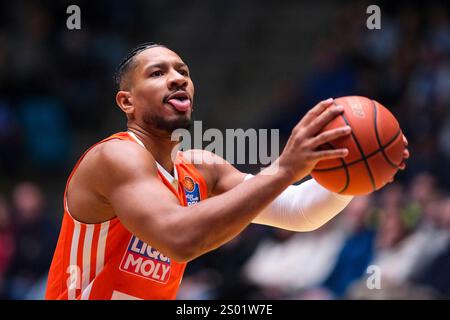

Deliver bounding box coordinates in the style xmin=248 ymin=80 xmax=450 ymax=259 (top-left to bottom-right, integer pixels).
xmin=46 ymin=43 xmax=409 ymax=300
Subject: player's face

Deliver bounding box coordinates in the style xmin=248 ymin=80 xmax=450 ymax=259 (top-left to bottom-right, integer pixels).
xmin=130 ymin=47 xmax=195 ymax=133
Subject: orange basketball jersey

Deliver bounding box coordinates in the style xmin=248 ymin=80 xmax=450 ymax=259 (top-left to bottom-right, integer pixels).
xmin=45 ymin=132 xmax=208 ymax=300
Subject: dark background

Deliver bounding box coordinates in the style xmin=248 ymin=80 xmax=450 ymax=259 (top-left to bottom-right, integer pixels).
xmin=0 ymin=0 xmax=449 ymax=299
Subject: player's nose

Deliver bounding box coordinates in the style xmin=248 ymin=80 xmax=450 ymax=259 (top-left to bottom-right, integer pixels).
xmin=167 ymin=69 xmax=187 ymax=90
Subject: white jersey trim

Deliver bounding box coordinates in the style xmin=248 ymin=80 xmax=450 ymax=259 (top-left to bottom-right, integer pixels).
xmin=127 ymin=131 xmax=179 ymax=190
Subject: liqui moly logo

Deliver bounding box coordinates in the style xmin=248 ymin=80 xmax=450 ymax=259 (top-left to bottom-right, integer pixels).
xmin=119 ymin=236 xmax=171 ymax=283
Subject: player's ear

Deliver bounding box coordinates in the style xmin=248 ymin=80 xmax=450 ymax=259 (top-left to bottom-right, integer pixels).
xmin=116 ymin=91 xmax=134 ymax=115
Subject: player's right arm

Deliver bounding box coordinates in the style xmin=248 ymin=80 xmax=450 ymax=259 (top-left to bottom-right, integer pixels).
xmin=76 ymin=99 xmax=350 ymax=263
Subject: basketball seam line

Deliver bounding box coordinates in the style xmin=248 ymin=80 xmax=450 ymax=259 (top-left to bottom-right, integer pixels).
xmin=372 ymin=100 xmax=402 ymax=169
xmin=313 ymin=129 xmax=402 ymax=172
xmin=340 ymin=112 xmax=376 ymax=192
xmin=324 ymin=142 xmax=350 ymax=193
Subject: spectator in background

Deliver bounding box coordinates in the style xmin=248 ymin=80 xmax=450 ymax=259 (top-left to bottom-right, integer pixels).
xmin=411 ymin=197 xmax=450 ymax=298
xmin=369 ymin=200 xmax=415 ymax=287
xmin=348 ymin=195 xmax=450 ymax=300
xmin=242 ymin=220 xmax=346 ymax=299
xmin=407 ymin=173 xmax=438 ymax=214
xmin=346 ymin=181 xmax=442 ymax=299
xmin=311 ymin=195 xmax=376 ymax=299
xmin=5 ymin=182 xmax=57 ymax=299
xmin=397 ymin=178 xmax=450 ymax=280
xmin=0 ymin=195 xmax=15 ymax=299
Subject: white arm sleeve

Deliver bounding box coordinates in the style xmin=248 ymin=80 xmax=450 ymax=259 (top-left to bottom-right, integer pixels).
xmin=245 ymin=174 xmax=354 ymax=232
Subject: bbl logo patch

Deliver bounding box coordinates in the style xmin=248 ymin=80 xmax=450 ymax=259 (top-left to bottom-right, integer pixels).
xmin=119 ymin=236 xmax=171 ymax=283
xmin=182 ymin=176 xmax=200 ymax=206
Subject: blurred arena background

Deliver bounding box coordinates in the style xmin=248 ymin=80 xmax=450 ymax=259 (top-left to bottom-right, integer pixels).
xmin=0 ymin=0 xmax=449 ymax=299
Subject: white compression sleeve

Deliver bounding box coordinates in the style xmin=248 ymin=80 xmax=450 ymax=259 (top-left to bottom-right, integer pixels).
xmin=245 ymin=174 xmax=354 ymax=232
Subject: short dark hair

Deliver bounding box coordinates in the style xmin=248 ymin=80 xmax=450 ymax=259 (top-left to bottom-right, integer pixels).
xmin=114 ymin=42 xmax=167 ymax=90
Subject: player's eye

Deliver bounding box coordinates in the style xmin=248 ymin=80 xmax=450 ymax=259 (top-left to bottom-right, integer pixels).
xmin=150 ymin=70 xmax=164 ymax=77
xmin=179 ymin=69 xmax=189 ymax=77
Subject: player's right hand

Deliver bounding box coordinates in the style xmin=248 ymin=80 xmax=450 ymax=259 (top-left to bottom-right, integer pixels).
xmin=278 ymin=98 xmax=351 ymax=183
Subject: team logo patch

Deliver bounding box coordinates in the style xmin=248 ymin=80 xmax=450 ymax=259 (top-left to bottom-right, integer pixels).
xmin=183 ymin=176 xmax=200 ymax=206
xmin=119 ymin=236 xmax=171 ymax=283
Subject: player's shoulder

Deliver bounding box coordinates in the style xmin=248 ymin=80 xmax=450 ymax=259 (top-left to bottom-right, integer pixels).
xmin=86 ymin=138 xmax=158 ymax=177
xmin=90 ymin=138 xmax=147 ymax=162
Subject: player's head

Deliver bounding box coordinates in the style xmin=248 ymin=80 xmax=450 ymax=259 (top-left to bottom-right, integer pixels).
xmin=115 ymin=42 xmax=194 ymax=134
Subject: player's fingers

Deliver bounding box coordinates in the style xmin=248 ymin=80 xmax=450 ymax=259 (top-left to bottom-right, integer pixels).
xmin=398 ymin=148 xmax=410 ymax=170
xmin=309 ymin=126 xmax=351 ymax=149
xmin=310 ymin=148 xmax=349 ymax=162
xmin=403 ymin=148 xmax=410 ymax=159
xmin=305 ymin=105 xmax=344 ymax=136
xmin=299 ymin=98 xmax=334 ymax=126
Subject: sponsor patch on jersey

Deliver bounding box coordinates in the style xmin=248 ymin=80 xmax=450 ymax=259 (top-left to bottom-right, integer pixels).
xmin=183 ymin=176 xmax=200 ymax=206
xmin=119 ymin=236 xmax=171 ymax=283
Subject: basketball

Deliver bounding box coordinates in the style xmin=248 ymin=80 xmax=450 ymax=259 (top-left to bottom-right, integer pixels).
xmin=311 ymin=96 xmax=406 ymax=195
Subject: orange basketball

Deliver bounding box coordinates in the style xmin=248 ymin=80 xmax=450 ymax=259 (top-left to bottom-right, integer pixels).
xmin=311 ymin=96 xmax=406 ymax=195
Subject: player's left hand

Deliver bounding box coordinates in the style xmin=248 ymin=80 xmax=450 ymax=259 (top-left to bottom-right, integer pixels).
xmin=387 ymin=135 xmax=409 ymax=184
xmin=399 ymin=134 xmax=409 ymax=170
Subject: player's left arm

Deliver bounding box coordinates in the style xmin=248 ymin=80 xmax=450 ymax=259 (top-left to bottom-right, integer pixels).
xmin=184 ymin=150 xmax=344 ymax=231
xmin=185 ymin=149 xmax=352 ymax=231
xmin=185 ymin=135 xmax=409 ymax=232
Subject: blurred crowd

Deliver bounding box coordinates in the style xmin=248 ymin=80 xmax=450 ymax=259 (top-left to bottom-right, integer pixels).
xmin=0 ymin=0 xmax=449 ymax=299
xmin=0 ymin=182 xmax=57 ymax=299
